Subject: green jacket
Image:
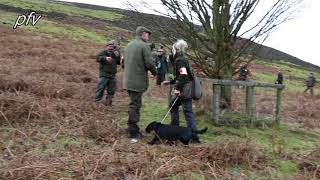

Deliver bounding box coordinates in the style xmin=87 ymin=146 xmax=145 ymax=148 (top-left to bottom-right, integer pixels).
xmin=123 ymin=37 xmax=156 ymax=92
xmin=96 ymin=49 xmax=121 ymax=77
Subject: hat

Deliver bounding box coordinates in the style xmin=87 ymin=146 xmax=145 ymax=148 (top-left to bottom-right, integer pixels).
xmin=136 ymin=26 xmax=152 ymax=36
xmin=106 ymin=40 xmax=115 ymax=46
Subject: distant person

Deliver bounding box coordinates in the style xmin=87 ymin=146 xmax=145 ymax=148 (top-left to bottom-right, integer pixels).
xmin=236 ymin=64 xmax=252 ymax=81
xmin=304 ymin=72 xmax=316 ymax=95
xmin=155 ymin=48 xmax=168 ymax=86
xmin=95 ymin=40 xmax=121 ymax=106
xmin=159 ymin=43 xmax=164 ymax=49
xmin=123 ymin=26 xmax=156 ymax=142
xmin=275 ymin=71 xmax=284 ymax=84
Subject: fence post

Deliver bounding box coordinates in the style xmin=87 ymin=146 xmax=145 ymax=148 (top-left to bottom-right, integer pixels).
xmin=246 ymin=86 xmax=254 ymax=123
xmin=275 ymin=88 xmax=283 ymax=124
xmin=212 ymin=84 xmax=221 ymax=123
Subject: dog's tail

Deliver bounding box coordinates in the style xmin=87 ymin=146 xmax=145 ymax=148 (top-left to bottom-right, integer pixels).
xmin=193 ymin=127 xmax=208 ymax=134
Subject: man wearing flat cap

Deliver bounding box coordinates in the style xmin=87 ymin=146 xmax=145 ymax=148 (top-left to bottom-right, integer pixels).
xmin=95 ymin=40 xmax=121 ymax=106
xmin=123 ymin=26 xmax=156 ymax=141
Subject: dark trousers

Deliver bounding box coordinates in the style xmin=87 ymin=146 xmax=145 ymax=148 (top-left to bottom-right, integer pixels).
xmin=170 ymin=97 xmax=197 ymax=131
xmin=95 ymin=76 xmax=116 ymax=101
xmin=127 ymin=90 xmax=143 ymax=136
xmin=156 ymin=73 xmax=165 ymax=85
xmin=304 ymin=86 xmax=314 ymax=95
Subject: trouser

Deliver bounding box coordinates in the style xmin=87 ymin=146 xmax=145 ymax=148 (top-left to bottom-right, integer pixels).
xmin=95 ymin=76 xmax=116 ymax=101
xmin=304 ymin=86 xmax=314 ymax=95
xmin=156 ymin=73 xmax=165 ymax=85
xmin=170 ymin=97 xmax=197 ymax=132
xmin=127 ymin=90 xmax=143 ymax=136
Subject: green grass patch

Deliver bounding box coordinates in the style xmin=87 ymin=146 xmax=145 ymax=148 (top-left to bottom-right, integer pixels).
xmin=0 ymin=0 xmax=123 ymax=21
xmin=140 ymin=97 xmax=320 ymax=152
xmin=252 ymin=71 xmax=275 ymax=83
xmin=34 ymin=135 xmax=82 ymax=155
xmin=138 ymin=97 xmax=320 ymax=178
xmin=253 ymin=60 xmax=320 ymax=93
xmin=255 ymin=60 xmax=320 ymax=81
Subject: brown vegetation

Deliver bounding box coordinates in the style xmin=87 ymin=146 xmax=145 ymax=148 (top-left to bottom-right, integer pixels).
xmin=0 ymin=22 xmax=272 ymax=179
xmin=297 ymin=145 xmax=320 ymax=179
xmin=0 ymin=12 xmax=319 ymax=178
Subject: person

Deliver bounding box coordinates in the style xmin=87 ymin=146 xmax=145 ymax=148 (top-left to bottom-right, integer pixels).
xmin=95 ymin=40 xmax=121 ymax=106
xmin=275 ymin=71 xmax=284 ymax=84
xmin=236 ymin=64 xmax=251 ymax=81
xmin=123 ymin=26 xmax=156 ymax=141
xmin=155 ymin=48 xmax=168 ymax=86
xmin=304 ymin=72 xmax=316 ymax=95
xmin=161 ymin=39 xmax=201 ymax=143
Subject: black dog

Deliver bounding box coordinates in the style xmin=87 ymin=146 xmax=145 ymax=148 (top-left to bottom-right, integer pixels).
xmin=145 ymin=121 xmax=208 ymax=145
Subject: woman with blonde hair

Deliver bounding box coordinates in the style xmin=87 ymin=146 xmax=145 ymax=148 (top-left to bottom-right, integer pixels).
xmin=162 ymin=39 xmax=201 ymax=143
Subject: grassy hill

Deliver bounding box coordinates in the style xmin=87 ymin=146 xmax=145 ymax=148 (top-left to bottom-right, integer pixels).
xmin=0 ymin=0 xmax=320 ymax=179
xmin=1 ymin=0 xmax=319 ymax=71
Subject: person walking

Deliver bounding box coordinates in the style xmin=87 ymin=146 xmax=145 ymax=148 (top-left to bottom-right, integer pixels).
xmin=304 ymin=72 xmax=317 ymax=95
xmin=275 ymin=71 xmax=284 ymax=84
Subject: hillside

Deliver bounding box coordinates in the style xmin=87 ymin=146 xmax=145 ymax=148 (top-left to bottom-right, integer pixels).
xmin=246 ymin=43 xmax=320 ymax=71
xmin=0 ymin=0 xmax=320 ymax=179
xmin=1 ymin=0 xmax=320 ymax=71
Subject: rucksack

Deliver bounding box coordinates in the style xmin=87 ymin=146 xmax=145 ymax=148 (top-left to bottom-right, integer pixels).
xmin=191 ymin=70 xmax=202 ymax=100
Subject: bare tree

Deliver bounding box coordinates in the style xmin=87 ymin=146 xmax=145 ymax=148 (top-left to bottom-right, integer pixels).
xmin=127 ymin=0 xmax=303 ymax=106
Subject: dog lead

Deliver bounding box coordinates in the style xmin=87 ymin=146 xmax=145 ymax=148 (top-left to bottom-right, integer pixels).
xmin=161 ymin=96 xmax=179 ymax=123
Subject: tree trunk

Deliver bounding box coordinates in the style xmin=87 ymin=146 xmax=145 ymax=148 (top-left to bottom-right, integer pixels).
xmin=221 ymin=64 xmax=232 ymax=108
xmin=214 ymin=0 xmax=232 ymax=109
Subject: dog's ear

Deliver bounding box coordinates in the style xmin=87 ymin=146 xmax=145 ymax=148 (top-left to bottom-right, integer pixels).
xmin=155 ymin=122 xmax=161 ymax=129
xmin=151 ymin=121 xmax=160 ymax=129
xmin=145 ymin=123 xmax=152 ymax=133
xmin=146 ymin=121 xmax=157 ymax=133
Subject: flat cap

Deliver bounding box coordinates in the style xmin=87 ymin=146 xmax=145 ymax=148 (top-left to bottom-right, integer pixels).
xmin=106 ymin=40 xmax=115 ymax=46
xmin=136 ymin=26 xmax=152 ymax=36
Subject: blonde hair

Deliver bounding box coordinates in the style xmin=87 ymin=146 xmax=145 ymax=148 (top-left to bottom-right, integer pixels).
xmin=173 ymin=39 xmax=188 ymax=53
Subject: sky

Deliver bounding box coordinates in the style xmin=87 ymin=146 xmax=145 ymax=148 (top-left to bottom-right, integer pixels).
xmin=58 ymin=0 xmax=320 ymax=67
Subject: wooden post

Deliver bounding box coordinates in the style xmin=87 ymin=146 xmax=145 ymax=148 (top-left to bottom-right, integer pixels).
xmin=275 ymin=88 xmax=283 ymax=124
xmin=204 ymin=79 xmax=285 ymax=126
xmin=246 ymin=86 xmax=254 ymax=123
xmin=212 ymin=84 xmax=221 ymax=123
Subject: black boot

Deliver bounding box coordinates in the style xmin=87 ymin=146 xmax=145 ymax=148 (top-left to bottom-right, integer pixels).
xmin=105 ymin=97 xmax=112 ymax=106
